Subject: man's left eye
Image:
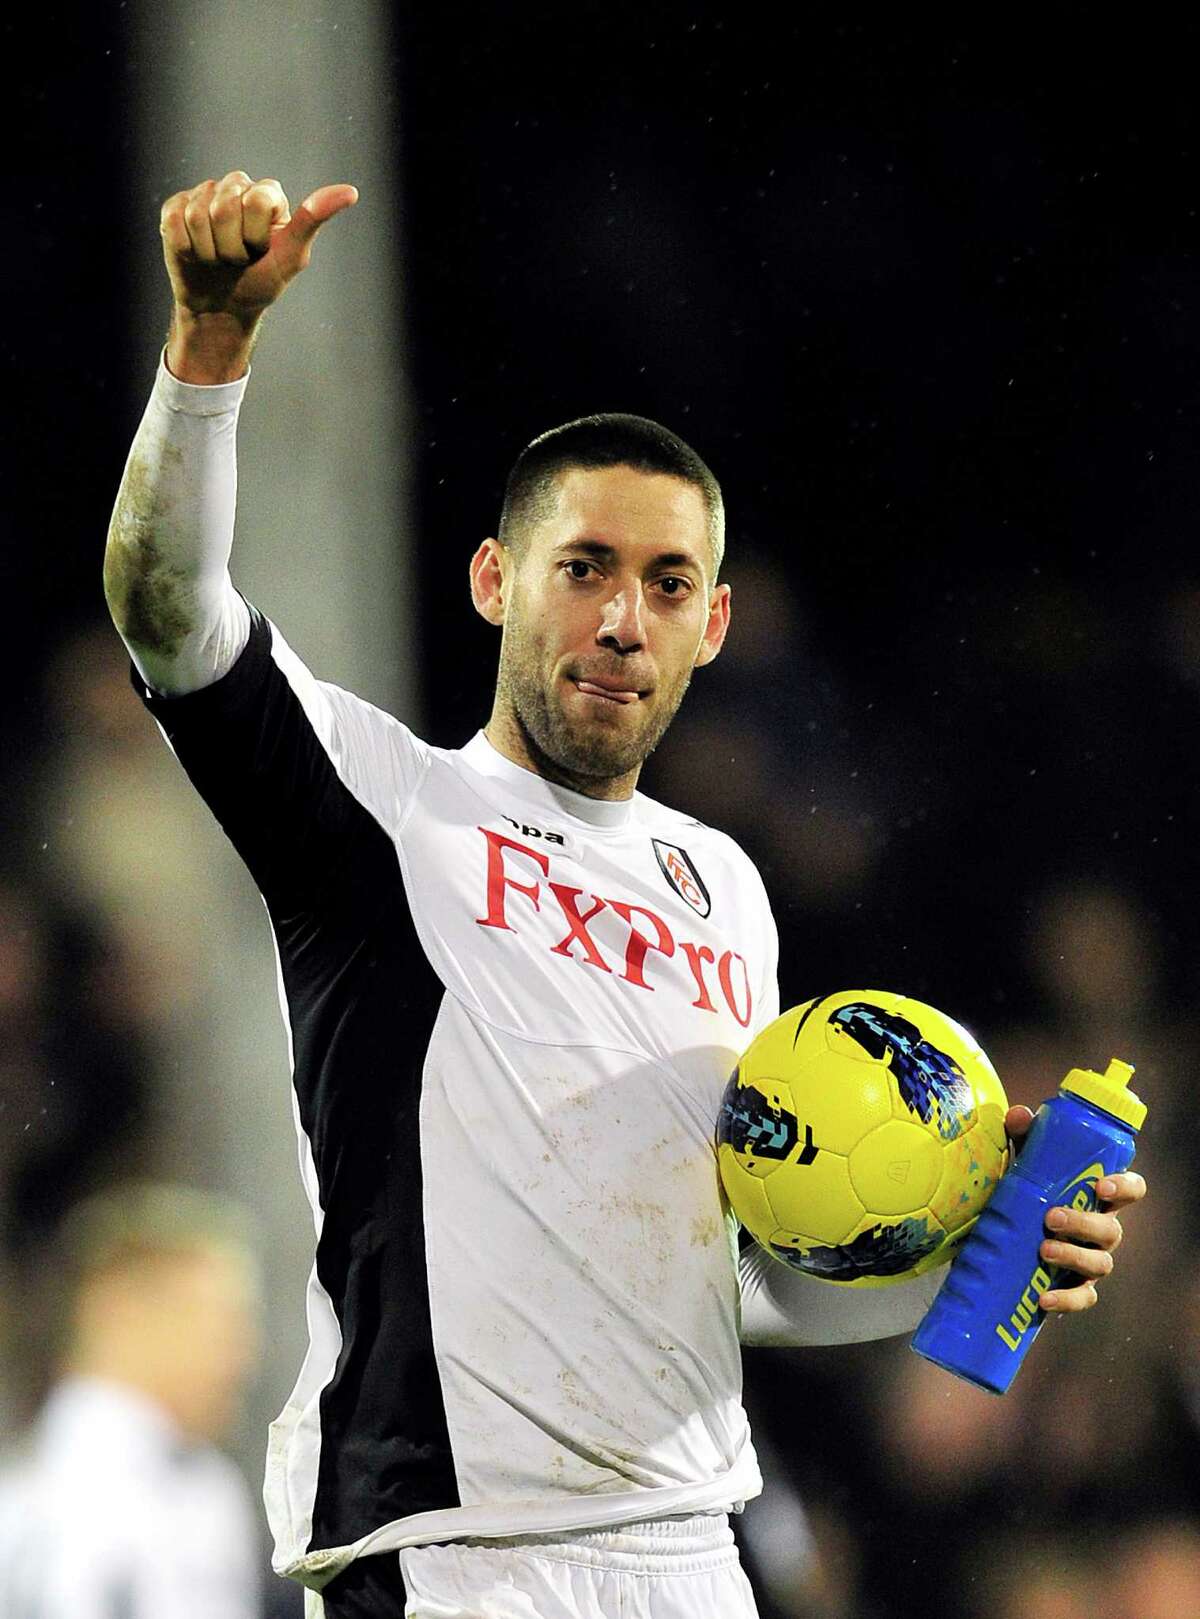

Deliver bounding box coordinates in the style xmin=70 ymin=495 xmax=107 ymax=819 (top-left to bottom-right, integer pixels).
xmin=657 ymin=577 xmax=690 ymax=596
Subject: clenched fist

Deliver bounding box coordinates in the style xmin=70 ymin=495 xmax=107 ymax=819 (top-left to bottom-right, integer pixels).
xmin=161 ymin=170 xmax=358 ymax=383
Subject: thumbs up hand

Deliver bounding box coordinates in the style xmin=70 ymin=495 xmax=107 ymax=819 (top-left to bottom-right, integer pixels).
xmin=162 ymin=170 xmax=358 ymax=315
xmin=160 ymin=171 xmax=359 ymax=382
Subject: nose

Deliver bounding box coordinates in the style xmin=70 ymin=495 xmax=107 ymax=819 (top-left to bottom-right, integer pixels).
xmin=596 ymin=582 xmax=645 ymax=653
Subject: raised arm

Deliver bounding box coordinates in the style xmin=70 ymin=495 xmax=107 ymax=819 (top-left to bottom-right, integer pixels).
xmin=103 ymin=171 xmax=358 ymax=695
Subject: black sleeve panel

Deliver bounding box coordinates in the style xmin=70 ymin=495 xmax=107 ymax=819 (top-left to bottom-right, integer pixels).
xmin=134 ymin=610 xmax=461 ymax=1536
xmin=133 ymin=609 xmax=374 ymax=920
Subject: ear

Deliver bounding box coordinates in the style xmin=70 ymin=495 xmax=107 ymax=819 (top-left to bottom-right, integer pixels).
xmin=693 ymin=581 xmax=731 ymax=668
xmin=470 ymin=538 xmax=510 ymax=625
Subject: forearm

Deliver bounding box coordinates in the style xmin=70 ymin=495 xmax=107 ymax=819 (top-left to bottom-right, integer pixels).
xmin=104 ymin=354 xmax=252 ymax=695
xmin=738 ymin=1244 xmax=946 ymax=1348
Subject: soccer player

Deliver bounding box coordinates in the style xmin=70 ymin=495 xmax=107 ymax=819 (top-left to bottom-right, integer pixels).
xmin=103 ymin=171 xmax=1146 ymax=1619
xmin=0 ymin=1183 xmax=261 ymax=1618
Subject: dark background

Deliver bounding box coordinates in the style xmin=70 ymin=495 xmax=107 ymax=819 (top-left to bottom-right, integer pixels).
xmin=7 ymin=9 xmax=1199 ymax=1617
xmin=397 ymin=10 xmax=1199 ymax=1025
xmin=9 ymin=9 xmax=1199 ymax=1024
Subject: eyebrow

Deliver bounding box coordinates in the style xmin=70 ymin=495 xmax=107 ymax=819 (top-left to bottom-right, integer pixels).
xmin=553 ymin=538 xmax=704 ymax=573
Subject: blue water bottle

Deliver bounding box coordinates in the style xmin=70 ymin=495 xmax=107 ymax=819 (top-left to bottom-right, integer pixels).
xmin=911 ymin=1058 xmax=1145 ymax=1394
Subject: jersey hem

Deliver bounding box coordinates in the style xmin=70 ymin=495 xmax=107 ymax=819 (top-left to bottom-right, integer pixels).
xmin=273 ymin=1456 xmax=763 ymax=1591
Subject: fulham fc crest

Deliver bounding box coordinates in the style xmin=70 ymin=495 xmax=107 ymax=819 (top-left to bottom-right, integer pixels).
xmin=652 ymin=840 xmax=711 ymax=918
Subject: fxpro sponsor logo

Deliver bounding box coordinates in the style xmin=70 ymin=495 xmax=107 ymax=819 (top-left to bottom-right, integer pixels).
xmin=474 ymin=828 xmax=751 ymax=1026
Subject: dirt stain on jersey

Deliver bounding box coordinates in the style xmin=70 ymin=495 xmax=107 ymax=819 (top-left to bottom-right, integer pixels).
xmin=556 ymin=1368 xmax=588 ymax=1414
xmin=604 ymin=1192 xmax=670 ymax=1250
xmin=105 ymin=443 xmax=194 ymax=657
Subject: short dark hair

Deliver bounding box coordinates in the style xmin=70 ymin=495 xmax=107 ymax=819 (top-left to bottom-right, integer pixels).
xmin=498 ymin=413 xmax=725 ymax=576
xmin=57 ymin=1182 xmax=254 ymax=1290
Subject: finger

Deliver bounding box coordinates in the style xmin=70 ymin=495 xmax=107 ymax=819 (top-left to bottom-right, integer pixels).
xmin=1096 ymin=1171 xmax=1147 ymax=1210
xmin=1004 ymin=1104 xmax=1036 ymax=1139
xmin=160 ymin=190 xmax=192 ymax=259
xmin=1046 ymin=1206 xmax=1124 ymax=1251
xmin=1039 ymin=1279 xmax=1098 ymax=1313
xmin=1040 ymin=1238 xmax=1115 ymax=1280
xmin=285 ymin=183 xmax=359 ymax=249
xmin=241 ymin=178 xmax=290 ymax=255
xmin=1004 ymin=1106 xmax=1036 ymax=1155
xmin=210 ymin=175 xmax=253 ymax=264
xmin=183 ymin=180 xmax=218 ymax=262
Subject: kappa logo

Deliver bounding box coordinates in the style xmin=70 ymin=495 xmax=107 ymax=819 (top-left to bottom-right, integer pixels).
xmin=652 ymin=840 xmax=711 ymax=918
xmin=501 ymin=815 xmax=565 ymax=847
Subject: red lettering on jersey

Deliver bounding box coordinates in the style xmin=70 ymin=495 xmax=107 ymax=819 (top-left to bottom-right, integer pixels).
xmin=548 ymin=884 xmax=611 ymax=972
xmin=475 ymin=830 xmax=550 ymax=931
xmin=680 ymin=941 xmax=717 ymax=1012
xmin=718 ymin=949 xmax=753 ymax=1027
xmin=474 ymin=829 xmax=756 ymax=1022
xmin=606 ymin=901 xmax=675 ymax=989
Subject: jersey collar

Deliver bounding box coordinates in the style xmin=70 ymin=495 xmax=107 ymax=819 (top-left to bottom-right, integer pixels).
xmin=461 ymin=731 xmax=636 ymax=831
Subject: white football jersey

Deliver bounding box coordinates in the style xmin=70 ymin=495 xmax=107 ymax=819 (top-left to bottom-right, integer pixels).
xmin=137 ymin=610 xmax=779 ymax=1591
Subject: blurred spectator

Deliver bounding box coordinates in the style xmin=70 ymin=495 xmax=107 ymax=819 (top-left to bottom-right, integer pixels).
xmin=735 ymin=1423 xmax=826 ymax=1619
xmin=649 ymin=555 xmax=886 ymax=925
xmin=0 ymin=880 xmax=151 ymax=1255
xmin=37 ymin=624 xmax=222 ymax=1037
xmin=1107 ymin=1518 xmax=1200 ymax=1619
xmin=856 ymin=1347 xmax=1025 ymax=1617
xmin=991 ymin=875 xmax=1185 ymax=1330
xmin=0 ymin=873 xmax=152 ymax=1437
xmin=968 ymin=1537 xmax=1098 ymax=1619
xmin=1030 ymin=879 xmax=1158 ymax=1022
xmin=0 ymin=1182 xmax=263 ymax=1618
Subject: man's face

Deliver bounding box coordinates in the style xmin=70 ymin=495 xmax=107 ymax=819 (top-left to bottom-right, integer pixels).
xmin=97 ymin=1246 xmax=262 ymax=1442
xmin=162 ymin=1247 xmax=261 ymax=1441
xmin=482 ymin=465 xmax=730 ymax=787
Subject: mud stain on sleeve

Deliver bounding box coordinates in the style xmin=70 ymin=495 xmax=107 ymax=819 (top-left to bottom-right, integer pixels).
xmin=104 ymin=442 xmax=194 ymax=657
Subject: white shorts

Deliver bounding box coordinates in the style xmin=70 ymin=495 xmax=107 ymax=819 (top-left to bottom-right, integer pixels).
xmin=397 ymin=1513 xmax=759 ymax=1619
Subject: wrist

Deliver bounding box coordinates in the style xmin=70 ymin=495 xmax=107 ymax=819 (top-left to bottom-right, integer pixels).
xmin=165 ymin=306 xmax=262 ymax=385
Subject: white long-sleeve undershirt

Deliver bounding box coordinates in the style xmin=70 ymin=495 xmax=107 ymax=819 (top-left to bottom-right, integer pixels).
xmin=738 ymin=1243 xmax=945 ymax=1347
xmin=107 ymin=356 xmax=251 ymax=696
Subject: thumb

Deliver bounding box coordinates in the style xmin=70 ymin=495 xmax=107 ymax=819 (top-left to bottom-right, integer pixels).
xmin=1004 ymin=1103 xmax=1036 ymax=1144
xmin=284 ymin=183 xmax=360 ymax=250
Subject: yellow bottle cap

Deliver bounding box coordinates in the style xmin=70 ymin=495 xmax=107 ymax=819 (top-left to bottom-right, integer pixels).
xmin=1060 ymin=1058 xmax=1146 ymax=1131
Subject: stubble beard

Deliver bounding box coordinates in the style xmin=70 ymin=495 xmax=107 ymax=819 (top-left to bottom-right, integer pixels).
xmin=497 ymin=612 xmax=693 ymax=788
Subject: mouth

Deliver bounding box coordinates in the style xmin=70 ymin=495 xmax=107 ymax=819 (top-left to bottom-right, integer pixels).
xmin=571 ymin=676 xmax=644 ymax=706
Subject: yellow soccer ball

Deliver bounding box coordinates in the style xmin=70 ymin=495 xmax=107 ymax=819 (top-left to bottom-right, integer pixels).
xmin=716 ymin=990 xmax=1010 ymax=1287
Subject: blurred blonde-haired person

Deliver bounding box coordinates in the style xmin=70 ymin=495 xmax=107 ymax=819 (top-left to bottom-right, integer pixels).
xmin=0 ymin=1183 xmax=263 ymax=1617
